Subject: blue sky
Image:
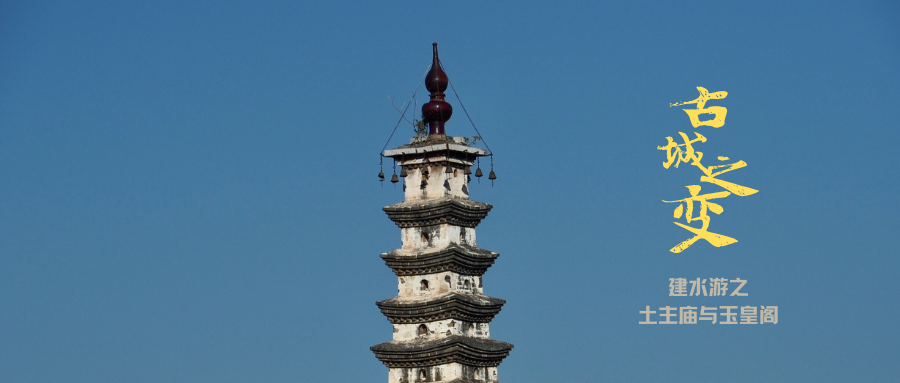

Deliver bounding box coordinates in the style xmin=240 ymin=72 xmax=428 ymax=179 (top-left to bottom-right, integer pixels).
xmin=1 ymin=1 xmax=898 ymax=382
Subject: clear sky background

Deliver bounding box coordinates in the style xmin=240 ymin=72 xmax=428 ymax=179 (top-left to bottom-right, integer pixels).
xmin=2 ymin=1 xmax=898 ymax=382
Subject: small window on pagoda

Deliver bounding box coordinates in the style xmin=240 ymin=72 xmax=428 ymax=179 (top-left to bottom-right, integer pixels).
xmin=420 ymin=279 xmax=429 ymax=291
xmin=421 ymin=231 xmax=429 ymax=243
xmin=463 ymin=279 xmax=470 ymax=290
xmin=419 ymin=369 xmax=427 ymax=380
xmin=466 ymin=323 xmax=474 ymax=336
xmin=418 ymin=324 xmax=428 ymax=336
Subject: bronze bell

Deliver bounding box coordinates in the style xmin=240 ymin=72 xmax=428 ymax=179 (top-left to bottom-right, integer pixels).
xmin=475 ymin=167 xmax=483 ymax=177
xmin=464 ymin=166 xmax=472 ymax=175
xmin=390 ymin=173 xmax=399 ymax=183
xmin=378 ymin=171 xmax=385 ymax=180
xmin=400 ymin=167 xmax=407 ymax=177
xmin=488 ymin=170 xmax=497 ymax=180
xmin=445 ymin=164 xmax=453 ymax=173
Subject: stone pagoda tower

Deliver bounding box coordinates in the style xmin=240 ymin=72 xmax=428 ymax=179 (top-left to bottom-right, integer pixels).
xmin=371 ymin=43 xmax=512 ymax=383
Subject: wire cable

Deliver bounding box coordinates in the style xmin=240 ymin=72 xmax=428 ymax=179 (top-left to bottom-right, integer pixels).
xmin=380 ymin=64 xmax=432 ymax=155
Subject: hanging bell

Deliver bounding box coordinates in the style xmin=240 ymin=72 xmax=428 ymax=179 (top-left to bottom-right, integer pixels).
xmin=400 ymin=167 xmax=408 ymax=177
xmin=390 ymin=173 xmax=399 ymax=183
xmin=488 ymin=170 xmax=497 ymax=180
xmin=464 ymin=166 xmax=472 ymax=175
xmin=475 ymin=167 xmax=483 ymax=177
xmin=378 ymin=171 xmax=385 ymax=180
xmin=445 ymin=164 xmax=453 ymax=174
xmin=420 ymin=180 xmax=428 ymax=189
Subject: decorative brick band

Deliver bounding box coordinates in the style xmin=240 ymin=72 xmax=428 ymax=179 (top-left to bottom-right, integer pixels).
xmin=377 ymin=292 xmax=505 ymax=324
xmin=383 ymin=198 xmax=492 ymax=228
xmin=381 ymin=244 xmax=499 ymax=276
xmin=371 ymin=336 xmax=513 ymax=368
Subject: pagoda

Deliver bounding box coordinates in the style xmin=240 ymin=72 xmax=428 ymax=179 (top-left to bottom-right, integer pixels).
xmin=371 ymin=43 xmax=512 ymax=383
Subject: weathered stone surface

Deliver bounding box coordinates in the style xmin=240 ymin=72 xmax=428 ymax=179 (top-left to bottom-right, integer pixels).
xmin=383 ymin=135 xmax=488 ymax=155
xmin=392 ymin=318 xmax=492 ymax=342
xmin=377 ymin=292 xmax=505 ymax=324
xmin=384 ymin=197 xmax=492 ymax=228
xmin=382 ymin=243 xmax=499 ymax=276
xmin=371 ymin=335 xmax=513 ymax=368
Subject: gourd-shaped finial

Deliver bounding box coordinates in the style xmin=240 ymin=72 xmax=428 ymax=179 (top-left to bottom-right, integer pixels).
xmin=422 ymin=43 xmax=453 ymax=136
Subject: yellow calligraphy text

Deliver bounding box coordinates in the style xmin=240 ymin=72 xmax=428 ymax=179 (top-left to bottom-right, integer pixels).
xmin=663 ymin=185 xmax=738 ymax=253
xmin=657 ymin=132 xmax=758 ymax=196
xmin=670 ymin=86 xmax=728 ymax=128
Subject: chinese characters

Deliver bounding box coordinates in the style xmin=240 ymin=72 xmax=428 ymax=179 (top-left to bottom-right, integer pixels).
xmin=659 ymin=87 xmax=758 ymax=253
xmin=639 ymin=305 xmax=778 ymax=325
xmin=640 ymin=278 xmax=778 ymax=325
xmin=669 ymin=277 xmax=748 ymax=297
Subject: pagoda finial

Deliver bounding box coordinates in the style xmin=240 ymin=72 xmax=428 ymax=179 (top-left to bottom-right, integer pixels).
xmin=422 ymin=42 xmax=452 ymax=136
